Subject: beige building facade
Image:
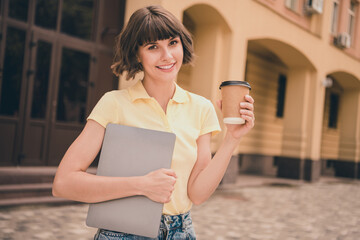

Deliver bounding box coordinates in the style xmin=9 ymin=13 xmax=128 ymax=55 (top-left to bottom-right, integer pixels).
xmin=121 ymin=0 xmax=360 ymax=181
xmin=1 ymin=0 xmax=359 ymax=182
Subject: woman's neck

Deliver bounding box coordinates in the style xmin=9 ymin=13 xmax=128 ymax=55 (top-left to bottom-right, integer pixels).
xmin=142 ymin=78 xmax=176 ymax=112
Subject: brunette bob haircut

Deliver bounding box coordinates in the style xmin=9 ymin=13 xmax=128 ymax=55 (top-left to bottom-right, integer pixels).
xmin=111 ymin=5 xmax=194 ymax=80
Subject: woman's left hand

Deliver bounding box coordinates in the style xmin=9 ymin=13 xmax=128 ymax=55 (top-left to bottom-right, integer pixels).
xmin=217 ymin=95 xmax=255 ymax=140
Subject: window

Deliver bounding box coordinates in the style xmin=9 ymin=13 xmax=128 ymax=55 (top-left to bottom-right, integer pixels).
xmin=35 ymin=0 xmax=59 ymax=30
xmin=56 ymin=48 xmax=90 ymax=123
xmin=348 ymin=0 xmax=358 ymax=44
xmin=276 ymin=74 xmax=287 ymax=118
xmin=61 ymin=0 xmax=94 ymax=40
xmin=331 ymin=0 xmax=340 ymax=34
xmin=31 ymin=41 xmax=52 ymax=119
xmin=285 ymin=0 xmax=298 ymax=11
xmin=328 ymin=93 xmax=339 ymax=128
xmin=9 ymin=0 xmax=29 ymax=22
xmin=0 ymin=27 xmax=26 ymax=116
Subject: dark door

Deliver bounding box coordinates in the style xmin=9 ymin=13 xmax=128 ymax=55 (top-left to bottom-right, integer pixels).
xmin=0 ymin=25 xmax=29 ymax=165
xmin=46 ymin=43 xmax=93 ymax=166
xmin=18 ymin=32 xmax=55 ymax=165
xmin=0 ymin=0 xmax=124 ymax=166
xmin=19 ymin=33 xmax=94 ymax=166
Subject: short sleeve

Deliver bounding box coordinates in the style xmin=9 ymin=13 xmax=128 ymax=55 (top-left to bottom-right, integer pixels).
xmin=199 ymin=100 xmax=221 ymax=136
xmin=87 ymin=92 xmax=118 ymax=128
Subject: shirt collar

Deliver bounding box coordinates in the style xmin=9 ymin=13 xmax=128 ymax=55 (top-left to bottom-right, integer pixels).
xmin=128 ymin=80 xmax=188 ymax=103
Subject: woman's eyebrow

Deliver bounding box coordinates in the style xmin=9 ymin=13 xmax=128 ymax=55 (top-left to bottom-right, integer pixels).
xmin=143 ymin=37 xmax=178 ymax=47
xmin=143 ymin=41 xmax=157 ymax=47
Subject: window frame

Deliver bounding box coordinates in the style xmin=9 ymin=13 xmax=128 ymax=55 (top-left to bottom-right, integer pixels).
xmin=331 ymin=0 xmax=340 ymax=35
xmin=285 ymin=0 xmax=299 ymax=12
xmin=348 ymin=0 xmax=358 ymax=45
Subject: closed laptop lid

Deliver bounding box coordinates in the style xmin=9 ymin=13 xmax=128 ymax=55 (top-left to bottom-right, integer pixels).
xmin=86 ymin=123 xmax=176 ymax=238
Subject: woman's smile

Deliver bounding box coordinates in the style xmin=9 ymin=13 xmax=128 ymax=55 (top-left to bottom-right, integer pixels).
xmin=156 ymin=62 xmax=176 ymax=71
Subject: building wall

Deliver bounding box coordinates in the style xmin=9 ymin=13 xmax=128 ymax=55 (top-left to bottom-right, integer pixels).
xmin=121 ymin=0 xmax=360 ymax=180
xmin=321 ymin=81 xmax=343 ymax=160
xmin=241 ymin=53 xmax=286 ymax=156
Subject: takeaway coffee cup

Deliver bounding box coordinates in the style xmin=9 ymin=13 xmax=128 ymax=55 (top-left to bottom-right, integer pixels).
xmin=219 ymin=80 xmax=251 ymax=124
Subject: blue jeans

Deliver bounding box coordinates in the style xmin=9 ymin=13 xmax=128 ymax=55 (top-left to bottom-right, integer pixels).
xmin=94 ymin=211 xmax=196 ymax=240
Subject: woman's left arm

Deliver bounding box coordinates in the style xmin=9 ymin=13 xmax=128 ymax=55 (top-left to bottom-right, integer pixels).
xmin=187 ymin=95 xmax=255 ymax=205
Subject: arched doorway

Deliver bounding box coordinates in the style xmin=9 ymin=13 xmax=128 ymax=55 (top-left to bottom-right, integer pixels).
xmin=239 ymin=40 xmax=288 ymax=176
xmin=178 ymin=4 xmax=231 ymax=101
xmin=321 ymin=71 xmax=360 ymax=178
xmin=241 ymin=38 xmax=319 ymax=181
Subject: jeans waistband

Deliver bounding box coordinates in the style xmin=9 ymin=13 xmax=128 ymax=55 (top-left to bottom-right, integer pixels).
xmin=160 ymin=211 xmax=192 ymax=231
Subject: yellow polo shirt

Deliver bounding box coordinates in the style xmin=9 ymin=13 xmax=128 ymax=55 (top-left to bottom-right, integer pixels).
xmin=87 ymin=80 xmax=221 ymax=215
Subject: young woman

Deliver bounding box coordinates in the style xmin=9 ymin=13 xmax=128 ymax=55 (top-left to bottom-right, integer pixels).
xmin=52 ymin=5 xmax=255 ymax=240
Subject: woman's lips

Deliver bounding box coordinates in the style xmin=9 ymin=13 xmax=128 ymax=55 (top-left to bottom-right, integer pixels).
xmin=156 ymin=63 xmax=176 ymax=70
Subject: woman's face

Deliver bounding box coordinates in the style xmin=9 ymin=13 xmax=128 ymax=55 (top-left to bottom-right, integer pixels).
xmin=138 ymin=36 xmax=183 ymax=84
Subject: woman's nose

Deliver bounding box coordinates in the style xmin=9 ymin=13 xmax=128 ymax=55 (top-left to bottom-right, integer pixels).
xmin=161 ymin=47 xmax=172 ymax=60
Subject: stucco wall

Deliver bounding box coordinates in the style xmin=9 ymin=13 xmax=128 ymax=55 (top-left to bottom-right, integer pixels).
xmin=120 ymin=0 xmax=360 ymax=167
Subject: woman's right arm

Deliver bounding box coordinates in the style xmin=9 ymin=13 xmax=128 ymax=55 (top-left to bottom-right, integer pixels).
xmin=52 ymin=120 xmax=177 ymax=203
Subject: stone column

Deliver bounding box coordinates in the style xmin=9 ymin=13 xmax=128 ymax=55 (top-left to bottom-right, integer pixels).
xmin=278 ymin=68 xmax=322 ymax=181
xmin=337 ymin=91 xmax=360 ymax=178
xmin=282 ymin=69 xmax=310 ymax=157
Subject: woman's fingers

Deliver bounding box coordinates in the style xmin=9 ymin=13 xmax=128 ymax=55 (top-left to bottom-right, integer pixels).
xmin=240 ymin=109 xmax=254 ymax=117
xmin=161 ymin=168 xmax=177 ymax=178
xmin=240 ymin=95 xmax=254 ymax=111
xmin=240 ymin=95 xmax=255 ymax=125
xmin=244 ymin=94 xmax=254 ymax=104
xmin=240 ymin=102 xmax=254 ymax=111
xmin=243 ymin=114 xmax=255 ymax=127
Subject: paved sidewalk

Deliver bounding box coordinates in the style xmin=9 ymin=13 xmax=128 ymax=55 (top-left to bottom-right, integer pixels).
xmin=0 ymin=174 xmax=359 ymax=240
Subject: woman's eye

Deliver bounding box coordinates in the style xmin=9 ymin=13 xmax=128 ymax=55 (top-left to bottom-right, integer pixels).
xmin=148 ymin=45 xmax=157 ymax=50
xmin=170 ymin=40 xmax=178 ymax=46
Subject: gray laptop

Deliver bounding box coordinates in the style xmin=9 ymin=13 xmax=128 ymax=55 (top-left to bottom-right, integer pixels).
xmin=86 ymin=123 xmax=176 ymax=238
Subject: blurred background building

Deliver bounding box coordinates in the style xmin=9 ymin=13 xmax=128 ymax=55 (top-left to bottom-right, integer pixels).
xmin=0 ymin=0 xmax=359 ymax=205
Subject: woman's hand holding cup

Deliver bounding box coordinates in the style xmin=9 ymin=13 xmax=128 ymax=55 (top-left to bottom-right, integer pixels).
xmin=218 ymin=80 xmax=255 ymax=140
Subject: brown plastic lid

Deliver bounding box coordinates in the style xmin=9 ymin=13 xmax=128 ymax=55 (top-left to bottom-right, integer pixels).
xmin=219 ymin=81 xmax=251 ymax=90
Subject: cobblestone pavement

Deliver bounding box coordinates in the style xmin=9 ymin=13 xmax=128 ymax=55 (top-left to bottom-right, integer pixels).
xmin=1 ymin=175 xmax=359 ymax=240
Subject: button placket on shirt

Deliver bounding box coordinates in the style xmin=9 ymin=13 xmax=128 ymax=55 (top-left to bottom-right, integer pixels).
xmin=164 ymin=100 xmax=174 ymax=132
xmin=150 ymin=98 xmax=173 ymax=132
